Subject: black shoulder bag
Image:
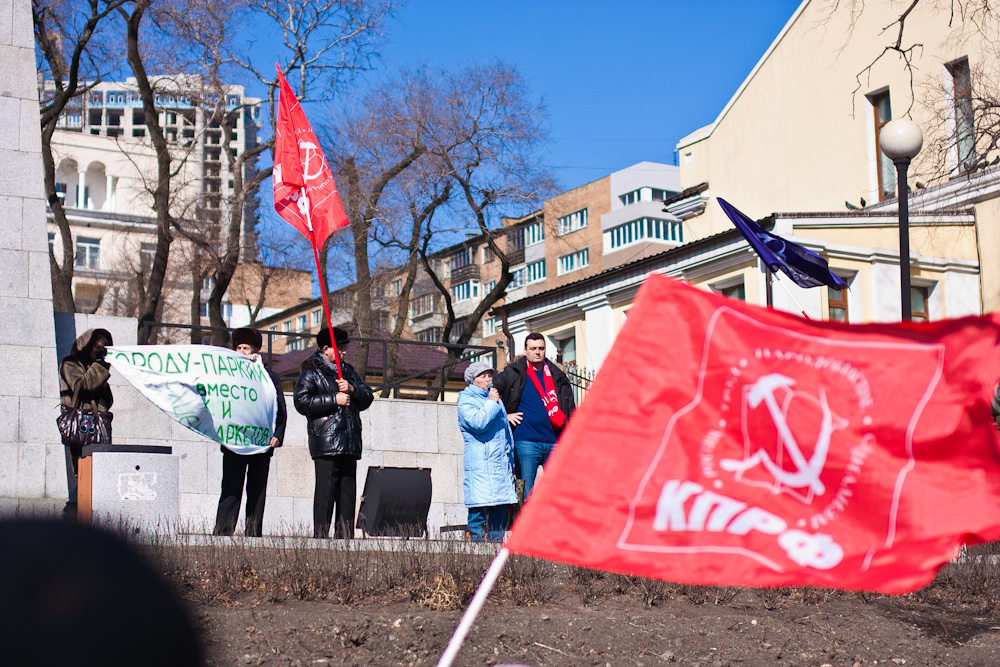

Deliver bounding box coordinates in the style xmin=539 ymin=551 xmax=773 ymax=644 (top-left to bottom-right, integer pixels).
xmin=57 ymin=381 xmax=113 ymax=448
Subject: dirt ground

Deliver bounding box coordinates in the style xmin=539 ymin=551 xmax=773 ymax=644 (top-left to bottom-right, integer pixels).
xmin=190 ymin=571 xmax=1000 ymax=667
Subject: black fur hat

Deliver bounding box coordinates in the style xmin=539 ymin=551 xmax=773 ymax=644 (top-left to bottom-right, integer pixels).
xmin=231 ymin=327 xmax=263 ymax=351
xmin=316 ymin=327 xmax=349 ymax=349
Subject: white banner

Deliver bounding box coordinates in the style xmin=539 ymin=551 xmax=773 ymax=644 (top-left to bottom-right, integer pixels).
xmin=106 ymin=345 xmax=277 ymax=455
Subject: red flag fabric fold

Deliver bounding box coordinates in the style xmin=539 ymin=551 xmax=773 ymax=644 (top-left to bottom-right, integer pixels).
xmin=505 ymin=274 xmax=1000 ymax=593
xmin=273 ymin=65 xmax=349 ymax=249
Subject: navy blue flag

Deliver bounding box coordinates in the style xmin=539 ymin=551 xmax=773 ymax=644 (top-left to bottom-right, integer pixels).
xmin=718 ymin=198 xmax=849 ymax=290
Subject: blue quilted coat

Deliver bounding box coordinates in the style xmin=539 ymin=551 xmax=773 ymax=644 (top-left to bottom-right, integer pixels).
xmin=457 ymin=385 xmax=517 ymax=508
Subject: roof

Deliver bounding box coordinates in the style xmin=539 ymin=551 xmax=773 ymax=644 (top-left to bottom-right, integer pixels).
xmin=269 ymin=336 xmax=475 ymax=382
xmin=493 ymin=227 xmax=745 ymax=315
xmin=661 ymin=182 xmax=709 ymax=206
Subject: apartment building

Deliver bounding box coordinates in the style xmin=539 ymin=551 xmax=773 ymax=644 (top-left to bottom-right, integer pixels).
xmin=43 ymin=76 xmax=284 ymax=329
xmin=256 ymin=161 xmax=682 ymax=371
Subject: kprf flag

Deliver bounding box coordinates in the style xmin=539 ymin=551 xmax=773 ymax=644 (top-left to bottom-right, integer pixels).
xmin=107 ymin=346 xmax=277 ymax=455
xmin=505 ymin=275 xmax=1000 ymax=593
xmin=273 ymin=65 xmax=349 ymax=249
xmin=719 ymin=198 xmax=848 ymax=290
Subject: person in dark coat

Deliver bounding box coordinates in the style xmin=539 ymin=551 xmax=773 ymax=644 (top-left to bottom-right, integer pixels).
xmin=493 ymin=332 xmax=576 ymax=500
xmin=213 ymin=327 xmax=287 ymax=537
xmin=293 ymin=327 xmax=374 ymax=539
xmin=58 ymin=328 xmax=114 ymax=515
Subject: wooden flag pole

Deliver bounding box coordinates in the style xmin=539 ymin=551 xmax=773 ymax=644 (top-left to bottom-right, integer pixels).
xmin=437 ymin=547 xmax=510 ymax=667
xmin=303 ymin=187 xmax=343 ymax=379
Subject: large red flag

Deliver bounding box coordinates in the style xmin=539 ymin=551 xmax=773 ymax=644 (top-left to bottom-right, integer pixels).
xmin=272 ymin=65 xmax=348 ymax=249
xmin=505 ymin=275 xmax=1000 ymax=593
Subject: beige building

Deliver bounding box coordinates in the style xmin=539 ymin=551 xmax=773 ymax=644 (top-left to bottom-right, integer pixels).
xmin=44 ymin=77 xmax=293 ymax=332
xmin=497 ymin=0 xmax=999 ymax=382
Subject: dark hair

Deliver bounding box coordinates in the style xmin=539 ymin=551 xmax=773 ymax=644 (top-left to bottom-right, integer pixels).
xmin=525 ymin=332 xmax=545 ymax=345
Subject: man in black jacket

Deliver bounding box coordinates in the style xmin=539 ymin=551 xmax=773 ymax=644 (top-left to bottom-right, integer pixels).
xmin=294 ymin=327 xmax=374 ymax=538
xmin=493 ymin=332 xmax=576 ymax=499
xmin=213 ymin=327 xmax=287 ymax=537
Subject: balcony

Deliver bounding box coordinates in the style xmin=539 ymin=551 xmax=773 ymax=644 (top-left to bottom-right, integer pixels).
xmin=450 ymin=263 xmax=480 ymax=283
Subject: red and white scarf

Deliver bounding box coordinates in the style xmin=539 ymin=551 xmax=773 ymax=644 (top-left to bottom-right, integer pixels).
xmin=526 ymin=362 xmax=566 ymax=429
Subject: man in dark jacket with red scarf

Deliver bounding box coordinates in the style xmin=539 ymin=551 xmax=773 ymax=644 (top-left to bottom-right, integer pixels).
xmin=293 ymin=327 xmax=374 ymax=538
xmin=493 ymin=332 xmax=576 ymax=500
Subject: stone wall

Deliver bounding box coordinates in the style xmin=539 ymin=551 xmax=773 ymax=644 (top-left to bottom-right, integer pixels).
xmin=0 ymin=0 xmax=66 ymax=511
xmin=46 ymin=314 xmax=469 ymax=536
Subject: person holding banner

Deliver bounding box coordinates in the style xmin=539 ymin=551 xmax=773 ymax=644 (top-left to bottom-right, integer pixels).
xmin=493 ymin=333 xmax=576 ymax=500
xmin=294 ymin=327 xmax=374 ymax=539
xmin=213 ymin=328 xmax=287 ymax=537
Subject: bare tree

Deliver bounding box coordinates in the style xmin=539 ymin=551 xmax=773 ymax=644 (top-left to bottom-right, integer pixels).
xmin=34 ymin=0 xmax=126 ymax=312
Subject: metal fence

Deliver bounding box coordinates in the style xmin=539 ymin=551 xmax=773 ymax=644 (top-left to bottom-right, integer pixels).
xmin=140 ymin=321 xmax=497 ymax=400
xmin=564 ymin=363 xmax=596 ymax=405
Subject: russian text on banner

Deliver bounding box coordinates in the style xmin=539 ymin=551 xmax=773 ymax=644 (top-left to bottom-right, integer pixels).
xmin=107 ymin=346 xmax=277 ymax=455
xmin=505 ymin=275 xmax=1000 ymax=593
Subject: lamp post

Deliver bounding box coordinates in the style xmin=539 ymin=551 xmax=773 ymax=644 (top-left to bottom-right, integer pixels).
xmin=879 ymin=118 xmax=923 ymax=320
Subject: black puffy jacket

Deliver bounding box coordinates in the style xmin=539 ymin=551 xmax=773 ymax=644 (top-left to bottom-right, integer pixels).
xmin=293 ymin=352 xmax=374 ymax=459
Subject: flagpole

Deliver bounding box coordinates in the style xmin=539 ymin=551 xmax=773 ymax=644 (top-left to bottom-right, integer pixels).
xmin=303 ymin=187 xmax=343 ymax=379
xmin=437 ymin=547 xmax=510 ymax=667
xmin=771 ymin=272 xmax=811 ymax=320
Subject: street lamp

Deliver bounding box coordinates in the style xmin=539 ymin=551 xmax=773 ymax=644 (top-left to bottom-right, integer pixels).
xmin=880 ymin=118 xmax=923 ymax=320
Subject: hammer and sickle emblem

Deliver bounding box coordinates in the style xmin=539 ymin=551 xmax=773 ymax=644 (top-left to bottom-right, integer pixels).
xmin=720 ymin=373 xmax=846 ymax=497
xmin=298 ymin=140 xmax=324 ymax=181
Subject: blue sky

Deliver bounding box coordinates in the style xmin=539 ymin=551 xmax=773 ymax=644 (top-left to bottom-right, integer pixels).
xmin=372 ymin=0 xmax=803 ymax=191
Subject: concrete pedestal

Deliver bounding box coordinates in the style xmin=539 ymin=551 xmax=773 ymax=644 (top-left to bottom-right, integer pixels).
xmin=79 ymin=444 xmax=179 ymax=535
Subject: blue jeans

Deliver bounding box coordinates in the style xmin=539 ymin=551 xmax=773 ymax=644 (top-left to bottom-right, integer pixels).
xmin=514 ymin=440 xmax=555 ymax=500
xmin=468 ymin=506 xmax=508 ymax=542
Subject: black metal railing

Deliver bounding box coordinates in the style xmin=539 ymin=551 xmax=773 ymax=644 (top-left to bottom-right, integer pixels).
xmin=564 ymin=363 xmax=595 ymax=405
xmin=140 ymin=321 xmax=497 ymax=400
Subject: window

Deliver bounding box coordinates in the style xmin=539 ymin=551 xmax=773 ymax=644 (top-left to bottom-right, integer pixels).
xmin=717 ymin=283 xmax=745 ymax=301
xmin=557 ymin=248 xmax=589 ymax=275
xmin=558 ymin=209 xmax=588 ymax=235
xmin=525 ymin=259 xmax=546 ymax=284
xmin=524 ymin=221 xmax=544 ymax=246
xmin=911 ymin=286 xmax=930 ymax=322
xmin=450 ymin=280 xmax=479 ymax=303
xmin=76 ymin=184 xmax=89 ymax=209
xmin=651 ymin=188 xmax=674 ymax=201
xmin=828 ymin=286 xmax=848 ymax=322
xmin=606 ymin=217 xmax=682 ymax=250
xmin=948 ymin=58 xmax=975 ymax=172
xmin=510 ymin=267 xmax=525 ymax=289
xmin=199 ymin=302 xmax=208 ymax=318
xmin=482 ymin=245 xmax=495 ymax=264
xmin=54 ymin=183 xmax=67 ymax=204
xmin=483 ymin=317 xmax=499 ymax=337
xmin=75 ymin=236 xmax=100 ymax=269
xmin=482 ymin=280 xmax=496 ymax=295
xmin=296 ymin=315 xmax=307 ymax=331
xmin=508 ymin=227 xmax=525 ymax=251
xmin=409 ymin=293 xmax=434 ymax=318
xmin=416 ymin=327 xmax=442 ymax=343
xmin=135 ymin=242 xmax=154 ymax=273
xmin=281 ymin=321 xmax=291 ymax=332
xmin=450 ymin=247 xmax=473 ymax=271
xmin=287 ymin=338 xmax=307 ymax=352
xmin=871 ymin=90 xmax=896 ymax=200
xmin=311 ymin=309 xmax=322 ymax=327
xmin=556 ymin=336 xmax=576 ymax=365
xmin=389 ymin=278 xmax=402 ymax=297
xmin=48 ymin=232 xmax=55 ymax=254
xmin=619 ymin=189 xmax=641 ymax=206
xmin=203 ymin=275 xmax=216 ymax=291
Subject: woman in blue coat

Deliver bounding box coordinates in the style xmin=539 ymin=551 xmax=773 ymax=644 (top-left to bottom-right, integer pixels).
xmin=458 ymin=361 xmax=517 ymax=542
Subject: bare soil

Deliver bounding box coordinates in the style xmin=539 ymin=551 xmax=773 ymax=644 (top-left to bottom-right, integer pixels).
xmin=177 ymin=549 xmax=1000 ymax=667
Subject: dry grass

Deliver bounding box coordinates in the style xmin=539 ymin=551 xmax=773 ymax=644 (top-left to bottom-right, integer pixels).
xmin=94 ymin=521 xmax=1000 ymax=613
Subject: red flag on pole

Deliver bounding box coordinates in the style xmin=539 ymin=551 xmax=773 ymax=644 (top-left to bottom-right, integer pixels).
xmin=505 ymin=274 xmax=1000 ymax=593
xmin=272 ymin=64 xmax=348 ymax=378
xmin=273 ymin=65 xmax=348 ymax=249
